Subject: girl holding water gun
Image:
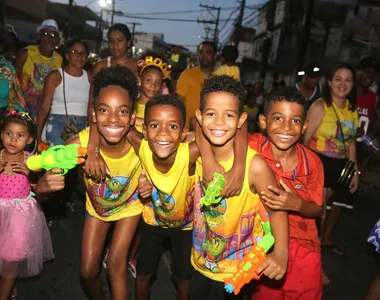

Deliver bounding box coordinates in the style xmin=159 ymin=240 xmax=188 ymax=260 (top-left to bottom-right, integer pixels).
xmin=0 ymin=111 xmax=54 ymax=300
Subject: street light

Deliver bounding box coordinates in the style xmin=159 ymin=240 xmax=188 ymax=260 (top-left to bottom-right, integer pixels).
xmin=99 ymin=0 xmax=112 ymax=7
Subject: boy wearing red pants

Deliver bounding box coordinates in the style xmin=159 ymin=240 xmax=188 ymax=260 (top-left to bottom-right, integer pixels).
xmin=250 ymin=87 xmax=324 ymax=299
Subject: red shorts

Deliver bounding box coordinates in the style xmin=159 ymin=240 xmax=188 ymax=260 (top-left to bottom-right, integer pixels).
xmin=252 ymin=238 xmax=322 ymax=300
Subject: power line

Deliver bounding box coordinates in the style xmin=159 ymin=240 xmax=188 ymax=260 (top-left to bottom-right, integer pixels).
xmin=218 ymin=7 xmax=240 ymax=35
xmin=125 ymin=6 xmax=240 ymax=15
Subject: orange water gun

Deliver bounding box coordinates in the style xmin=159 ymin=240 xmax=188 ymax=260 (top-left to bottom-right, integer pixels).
xmin=224 ymin=221 xmax=275 ymax=295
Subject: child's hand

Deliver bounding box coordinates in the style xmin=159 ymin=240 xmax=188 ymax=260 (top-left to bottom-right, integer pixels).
xmin=84 ymin=149 xmax=110 ymax=180
xmin=138 ymin=169 xmax=152 ymax=199
xmin=35 ymin=168 xmax=65 ymax=194
xmin=221 ymin=164 xmax=245 ymax=198
xmin=0 ymin=160 xmax=6 ymax=173
xmin=202 ymin=159 xmax=224 ymax=188
xmin=256 ymin=252 xmax=288 ymax=280
xmin=261 ymin=179 xmax=301 ymax=212
xmin=349 ymin=173 xmax=359 ymax=194
xmin=11 ymin=162 xmax=30 ymax=176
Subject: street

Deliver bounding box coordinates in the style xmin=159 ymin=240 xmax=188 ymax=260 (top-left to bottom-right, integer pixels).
xmin=18 ymin=176 xmax=380 ymax=300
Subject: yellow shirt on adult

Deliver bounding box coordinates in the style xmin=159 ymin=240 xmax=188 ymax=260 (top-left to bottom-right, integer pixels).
xmin=19 ymin=45 xmax=62 ymax=119
xmin=79 ymin=128 xmax=143 ymax=221
xmin=176 ymin=67 xmax=207 ymax=127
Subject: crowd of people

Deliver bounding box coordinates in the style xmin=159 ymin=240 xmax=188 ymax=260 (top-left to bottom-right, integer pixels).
xmin=0 ymin=17 xmax=380 ymax=300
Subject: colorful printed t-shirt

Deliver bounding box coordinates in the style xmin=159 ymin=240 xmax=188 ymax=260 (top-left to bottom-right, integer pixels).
xmin=19 ymin=45 xmax=62 ymax=119
xmin=135 ymin=101 xmax=145 ymax=132
xmin=249 ymin=133 xmax=323 ymax=252
xmin=307 ymin=99 xmax=358 ymax=158
xmin=213 ymin=65 xmax=240 ymax=81
xmin=79 ymin=129 xmax=143 ymax=221
xmin=139 ymin=139 xmax=194 ymax=229
xmin=0 ymin=56 xmax=14 ymax=108
xmin=191 ymin=147 xmax=268 ymax=282
xmin=176 ymin=67 xmax=207 ymax=127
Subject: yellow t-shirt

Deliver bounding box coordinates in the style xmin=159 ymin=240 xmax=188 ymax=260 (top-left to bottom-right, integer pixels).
xmin=79 ymin=129 xmax=143 ymax=221
xmin=20 ymin=45 xmax=62 ymax=119
xmin=191 ymin=147 xmax=266 ymax=282
xmin=213 ymin=65 xmax=240 ymax=81
xmin=135 ymin=101 xmax=145 ymax=132
xmin=139 ymin=139 xmax=195 ymax=229
xmin=176 ymin=67 xmax=206 ymax=127
xmin=307 ymin=99 xmax=358 ymax=159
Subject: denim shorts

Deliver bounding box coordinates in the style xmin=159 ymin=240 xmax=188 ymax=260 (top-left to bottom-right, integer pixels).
xmin=46 ymin=114 xmax=87 ymax=146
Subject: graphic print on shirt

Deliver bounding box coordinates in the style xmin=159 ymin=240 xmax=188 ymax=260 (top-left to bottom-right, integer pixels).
xmin=146 ymin=184 xmax=194 ymax=228
xmin=192 ymin=180 xmax=263 ymax=274
xmin=87 ymin=176 xmax=139 ymax=217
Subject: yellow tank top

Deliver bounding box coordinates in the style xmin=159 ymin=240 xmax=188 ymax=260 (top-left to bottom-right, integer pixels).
xmin=134 ymin=101 xmax=145 ymax=132
xmin=20 ymin=45 xmax=62 ymax=119
xmin=308 ymin=99 xmax=358 ymax=159
xmin=79 ymin=129 xmax=143 ymax=221
xmin=139 ymin=139 xmax=195 ymax=229
xmin=191 ymin=147 xmax=266 ymax=281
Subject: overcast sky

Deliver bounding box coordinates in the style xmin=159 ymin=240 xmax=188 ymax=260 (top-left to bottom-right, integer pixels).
xmin=53 ymin=0 xmax=266 ymax=50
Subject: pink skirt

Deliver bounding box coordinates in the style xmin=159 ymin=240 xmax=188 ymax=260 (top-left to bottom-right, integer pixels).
xmin=0 ymin=193 xmax=54 ymax=278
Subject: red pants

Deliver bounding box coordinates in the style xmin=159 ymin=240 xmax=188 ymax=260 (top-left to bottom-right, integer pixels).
xmin=252 ymin=238 xmax=322 ymax=300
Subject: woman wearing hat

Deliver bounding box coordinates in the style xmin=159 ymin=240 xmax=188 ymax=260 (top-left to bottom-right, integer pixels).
xmin=12 ymin=19 xmax=63 ymax=119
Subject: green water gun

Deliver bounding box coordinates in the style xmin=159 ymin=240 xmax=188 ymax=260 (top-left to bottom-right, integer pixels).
xmin=26 ymin=144 xmax=87 ymax=175
xmin=200 ymin=173 xmax=225 ymax=206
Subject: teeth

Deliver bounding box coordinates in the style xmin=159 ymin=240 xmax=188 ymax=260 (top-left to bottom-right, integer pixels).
xmin=157 ymin=142 xmax=170 ymax=145
xmin=278 ymin=134 xmax=291 ymax=139
xmin=104 ymin=126 xmax=124 ymax=135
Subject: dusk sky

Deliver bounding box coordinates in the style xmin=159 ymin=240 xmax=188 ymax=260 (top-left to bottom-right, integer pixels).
xmin=53 ymin=0 xmax=266 ymax=50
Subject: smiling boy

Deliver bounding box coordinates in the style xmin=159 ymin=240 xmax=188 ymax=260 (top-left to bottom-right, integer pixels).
xmin=126 ymin=94 xmax=199 ymax=300
xmin=190 ymin=75 xmax=289 ymax=299
xmin=249 ymin=87 xmax=324 ymax=299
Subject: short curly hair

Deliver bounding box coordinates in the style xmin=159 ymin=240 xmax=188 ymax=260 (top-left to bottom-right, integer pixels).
xmin=92 ymin=65 xmax=138 ymax=111
xmin=145 ymin=94 xmax=186 ymax=128
xmin=200 ymin=75 xmax=245 ymax=115
xmin=264 ymin=86 xmax=305 ymax=117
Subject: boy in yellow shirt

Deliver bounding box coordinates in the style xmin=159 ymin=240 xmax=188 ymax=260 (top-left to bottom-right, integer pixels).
xmin=127 ymin=94 xmax=199 ymax=300
xmin=190 ymin=75 xmax=289 ymax=299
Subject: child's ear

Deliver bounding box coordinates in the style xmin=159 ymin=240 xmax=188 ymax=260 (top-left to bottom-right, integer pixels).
xmin=237 ymin=112 xmax=248 ymax=129
xmin=142 ymin=124 xmax=148 ymax=140
xmin=181 ymin=125 xmax=188 ymax=142
xmin=258 ymin=114 xmax=267 ymax=129
xmin=92 ymin=106 xmax=97 ymax=123
xmin=195 ymin=110 xmax=202 ymax=125
xmin=301 ymin=119 xmax=309 ymax=134
xmin=130 ymin=110 xmax=136 ymax=126
xmin=27 ymin=136 xmax=34 ymax=145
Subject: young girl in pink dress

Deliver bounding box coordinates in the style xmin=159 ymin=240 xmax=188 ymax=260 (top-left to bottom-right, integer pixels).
xmin=0 ymin=111 xmax=54 ymax=300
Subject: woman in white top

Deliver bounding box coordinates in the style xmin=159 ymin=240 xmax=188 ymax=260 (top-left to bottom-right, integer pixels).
xmin=37 ymin=38 xmax=91 ymax=146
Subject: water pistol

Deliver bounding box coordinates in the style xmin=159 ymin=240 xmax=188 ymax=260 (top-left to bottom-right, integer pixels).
xmin=26 ymin=144 xmax=87 ymax=175
xmin=224 ymin=221 xmax=275 ymax=295
xmin=200 ymin=173 xmax=225 ymax=206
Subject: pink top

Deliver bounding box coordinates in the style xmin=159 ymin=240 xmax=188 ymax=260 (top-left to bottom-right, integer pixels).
xmin=0 ymin=151 xmax=31 ymax=199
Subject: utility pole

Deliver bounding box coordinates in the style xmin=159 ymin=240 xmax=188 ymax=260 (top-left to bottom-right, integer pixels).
xmin=295 ymin=0 xmax=315 ymax=80
xmin=126 ymin=22 xmax=141 ymax=53
xmin=198 ymin=4 xmax=221 ymax=46
xmin=111 ymin=0 xmax=116 ymax=26
xmin=97 ymin=9 xmax=104 ymax=53
xmin=259 ymin=0 xmax=277 ymax=82
xmin=65 ymin=0 xmax=74 ymax=39
xmin=234 ymin=0 xmax=246 ymax=45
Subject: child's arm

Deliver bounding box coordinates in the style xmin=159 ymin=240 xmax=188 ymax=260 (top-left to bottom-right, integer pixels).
xmin=138 ymin=169 xmax=153 ymax=199
xmin=302 ymin=100 xmax=325 ymax=145
xmin=249 ymin=155 xmax=288 ymax=280
xmin=84 ymin=62 xmax=109 ymax=179
xmin=262 ymin=178 xmax=323 ymax=218
xmin=195 ymin=121 xmax=247 ymax=198
xmin=188 ymin=140 xmax=200 ymax=176
xmin=126 ymin=126 xmax=144 ymax=155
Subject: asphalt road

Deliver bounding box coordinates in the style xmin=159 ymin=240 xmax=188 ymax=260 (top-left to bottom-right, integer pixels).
xmin=17 ymin=179 xmax=380 ymax=300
